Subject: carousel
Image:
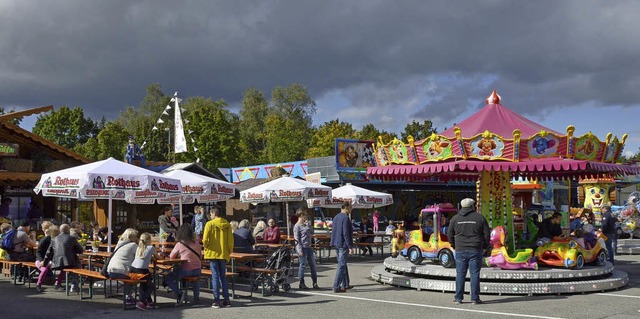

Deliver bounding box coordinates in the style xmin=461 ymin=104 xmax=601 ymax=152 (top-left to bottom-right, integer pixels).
xmin=368 ymin=90 xmax=640 ymax=295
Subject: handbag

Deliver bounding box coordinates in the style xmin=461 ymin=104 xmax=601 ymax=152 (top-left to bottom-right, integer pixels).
xmin=100 ymin=242 xmax=133 ymax=278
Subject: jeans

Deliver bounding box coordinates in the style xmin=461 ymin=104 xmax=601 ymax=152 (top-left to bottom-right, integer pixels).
xmin=298 ymin=247 xmax=317 ymax=284
xmin=605 ymin=234 xmax=616 ymax=265
xmin=165 ymin=268 xmax=201 ymax=300
xmin=210 ymin=259 xmax=229 ymax=302
xmin=333 ymin=247 xmax=350 ymax=290
xmin=454 ymin=249 xmax=484 ymax=302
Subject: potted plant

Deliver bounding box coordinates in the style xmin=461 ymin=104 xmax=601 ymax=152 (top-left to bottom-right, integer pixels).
xmin=91 ymin=239 xmax=100 ymax=252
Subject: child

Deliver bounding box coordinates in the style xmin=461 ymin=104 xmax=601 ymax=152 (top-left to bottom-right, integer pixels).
xmin=372 ymin=210 xmax=380 ymax=233
xmin=130 ymin=233 xmax=161 ymax=310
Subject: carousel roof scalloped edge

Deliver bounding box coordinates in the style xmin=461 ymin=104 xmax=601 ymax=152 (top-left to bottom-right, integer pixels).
xmin=368 ymin=90 xmax=640 ymax=181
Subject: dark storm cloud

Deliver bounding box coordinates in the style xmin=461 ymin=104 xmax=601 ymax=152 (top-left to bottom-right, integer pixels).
xmin=1 ymin=0 xmax=639 ymax=126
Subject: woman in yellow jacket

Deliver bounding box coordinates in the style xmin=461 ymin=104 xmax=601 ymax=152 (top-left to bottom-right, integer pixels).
xmin=203 ymin=206 xmax=234 ymax=308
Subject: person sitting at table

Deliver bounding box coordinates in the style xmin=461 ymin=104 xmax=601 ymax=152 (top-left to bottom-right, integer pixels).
xmin=88 ymin=221 xmax=100 ymax=240
xmin=252 ymin=220 xmax=266 ymax=242
xmin=130 ymin=232 xmax=162 ymax=310
xmin=294 ymin=209 xmax=319 ymax=290
xmin=233 ymin=219 xmax=255 ymax=253
xmin=385 ymin=221 xmax=397 ymax=235
xmin=97 ymin=227 xmax=118 ymax=245
xmin=358 ymin=215 xmax=375 ymax=256
xmin=9 ymin=221 xmax=37 ymax=280
xmin=35 ymin=222 xmax=57 ymax=293
xmin=107 ymin=228 xmax=139 ymax=305
xmin=70 ymin=221 xmax=84 ymax=238
xmin=43 ymin=224 xmax=84 ymax=293
xmin=263 ymin=219 xmax=280 ymax=244
xmin=165 ymin=224 xmax=203 ymax=305
xmin=230 ymin=220 xmax=239 ymax=233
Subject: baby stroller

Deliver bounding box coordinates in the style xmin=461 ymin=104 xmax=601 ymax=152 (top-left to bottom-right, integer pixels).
xmin=251 ymin=246 xmax=292 ymax=294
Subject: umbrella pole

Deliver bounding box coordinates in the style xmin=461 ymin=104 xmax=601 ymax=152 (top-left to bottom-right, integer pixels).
xmin=286 ymin=202 xmax=290 ymax=239
xmin=107 ymin=192 xmax=113 ymax=253
xmin=179 ymin=197 xmax=183 ymax=225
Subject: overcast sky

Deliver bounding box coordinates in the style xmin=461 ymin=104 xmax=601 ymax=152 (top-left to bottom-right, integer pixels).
xmin=2 ymin=1 xmax=639 ymax=156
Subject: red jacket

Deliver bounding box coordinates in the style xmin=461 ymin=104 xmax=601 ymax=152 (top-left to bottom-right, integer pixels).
xmin=264 ymin=226 xmax=280 ymax=244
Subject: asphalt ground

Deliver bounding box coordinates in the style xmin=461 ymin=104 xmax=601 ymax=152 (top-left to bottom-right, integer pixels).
xmin=1 ymin=252 xmax=640 ymax=319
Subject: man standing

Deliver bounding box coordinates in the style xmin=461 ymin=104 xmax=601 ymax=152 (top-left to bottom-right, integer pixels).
xmin=203 ymin=206 xmax=234 ymax=309
xmin=158 ymin=206 xmax=178 ymax=242
xmin=331 ymin=202 xmax=353 ymax=293
xmin=600 ymin=205 xmax=616 ymax=265
xmin=447 ymin=198 xmax=490 ymax=305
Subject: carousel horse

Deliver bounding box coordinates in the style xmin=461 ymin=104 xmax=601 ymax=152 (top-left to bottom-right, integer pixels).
xmin=485 ymin=226 xmax=538 ymax=270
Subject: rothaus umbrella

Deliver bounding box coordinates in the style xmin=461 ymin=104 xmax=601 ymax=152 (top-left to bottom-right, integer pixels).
xmin=307 ymin=183 xmax=393 ymax=209
xmin=34 ymin=157 xmax=182 ymax=251
xmin=157 ymin=169 xmax=236 ymax=224
xmin=239 ymin=176 xmax=332 ymax=238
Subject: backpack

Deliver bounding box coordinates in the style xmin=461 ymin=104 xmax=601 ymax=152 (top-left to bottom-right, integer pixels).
xmin=1 ymin=229 xmax=16 ymax=252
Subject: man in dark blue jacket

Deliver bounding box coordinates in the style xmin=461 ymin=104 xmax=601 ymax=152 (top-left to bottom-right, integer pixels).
xmin=447 ymin=198 xmax=490 ymax=305
xmin=330 ymin=202 xmax=353 ymax=293
xmin=600 ymin=205 xmax=616 ymax=265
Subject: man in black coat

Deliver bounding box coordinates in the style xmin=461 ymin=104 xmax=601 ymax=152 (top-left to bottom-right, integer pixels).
xmin=447 ymin=198 xmax=490 ymax=305
xmin=600 ymin=205 xmax=617 ymax=265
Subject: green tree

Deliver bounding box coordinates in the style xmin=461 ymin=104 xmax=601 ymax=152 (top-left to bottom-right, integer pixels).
xmin=74 ymin=122 xmax=130 ymax=161
xmin=401 ymin=120 xmax=437 ymax=141
xmin=179 ymin=96 xmax=240 ymax=171
xmin=357 ymin=123 xmax=398 ymax=143
xmin=238 ymin=88 xmax=269 ymax=165
xmin=117 ymin=83 xmax=171 ymax=162
xmin=307 ymin=119 xmax=357 ymax=158
xmin=265 ymin=84 xmax=316 ymax=162
xmin=32 ymin=106 xmax=99 ymax=149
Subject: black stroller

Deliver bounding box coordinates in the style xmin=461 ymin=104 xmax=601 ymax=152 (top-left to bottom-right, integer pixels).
xmin=251 ymin=245 xmax=292 ymax=294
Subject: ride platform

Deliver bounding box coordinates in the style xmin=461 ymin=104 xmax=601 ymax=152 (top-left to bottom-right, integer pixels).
xmin=371 ymin=257 xmax=628 ymax=295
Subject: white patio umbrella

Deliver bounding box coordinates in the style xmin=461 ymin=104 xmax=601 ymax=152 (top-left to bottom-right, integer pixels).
xmin=33 ymin=157 xmax=182 ymax=251
xmin=158 ymin=169 xmax=236 ymax=224
xmin=307 ymin=183 xmax=393 ymax=209
xmin=239 ymin=176 xmax=332 ymax=238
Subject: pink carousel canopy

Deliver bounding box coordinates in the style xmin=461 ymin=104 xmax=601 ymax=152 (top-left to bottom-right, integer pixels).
xmin=368 ymin=90 xmax=639 ymax=181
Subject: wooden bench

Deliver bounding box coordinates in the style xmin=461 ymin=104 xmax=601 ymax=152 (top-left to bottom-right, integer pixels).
xmin=0 ymin=260 xmax=25 ymax=285
xmin=354 ymin=242 xmax=385 ymax=256
xmin=201 ymin=268 xmax=239 ymax=298
xmin=20 ymin=261 xmax=39 ymax=288
xmin=65 ymin=268 xmax=145 ymax=310
xmin=311 ymin=243 xmax=331 ymax=263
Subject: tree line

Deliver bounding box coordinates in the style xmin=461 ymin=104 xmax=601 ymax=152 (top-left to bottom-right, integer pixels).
xmin=27 ymin=83 xmax=438 ymax=173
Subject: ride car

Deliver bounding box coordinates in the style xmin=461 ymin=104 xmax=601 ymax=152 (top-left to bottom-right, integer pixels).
xmin=393 ymin=203 xmax=458 ymax=268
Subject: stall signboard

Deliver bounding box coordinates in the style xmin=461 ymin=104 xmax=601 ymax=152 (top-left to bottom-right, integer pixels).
xmin=0 ymin=143 xmax=19 ymax=156
xmin=335 ymin=139 xmax=376 ymax=171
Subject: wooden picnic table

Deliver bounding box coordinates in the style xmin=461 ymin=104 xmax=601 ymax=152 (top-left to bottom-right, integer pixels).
xmin=80 ymin=250 xmax=112 ymax=270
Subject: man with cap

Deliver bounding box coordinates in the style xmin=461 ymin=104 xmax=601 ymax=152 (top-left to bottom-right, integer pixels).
xmin=447 ymin=198 xmax=490 ymax=305
xmin=125 ymin=135 xmax=146 ymax=167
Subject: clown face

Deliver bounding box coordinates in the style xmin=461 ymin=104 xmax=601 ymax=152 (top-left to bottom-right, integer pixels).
xmin=584 ymin=185 xmax=610 ymax=212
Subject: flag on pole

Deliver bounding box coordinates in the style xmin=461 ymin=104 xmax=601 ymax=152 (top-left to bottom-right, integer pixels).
xmin=174 ymin=93 xmax=188 ymax=154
